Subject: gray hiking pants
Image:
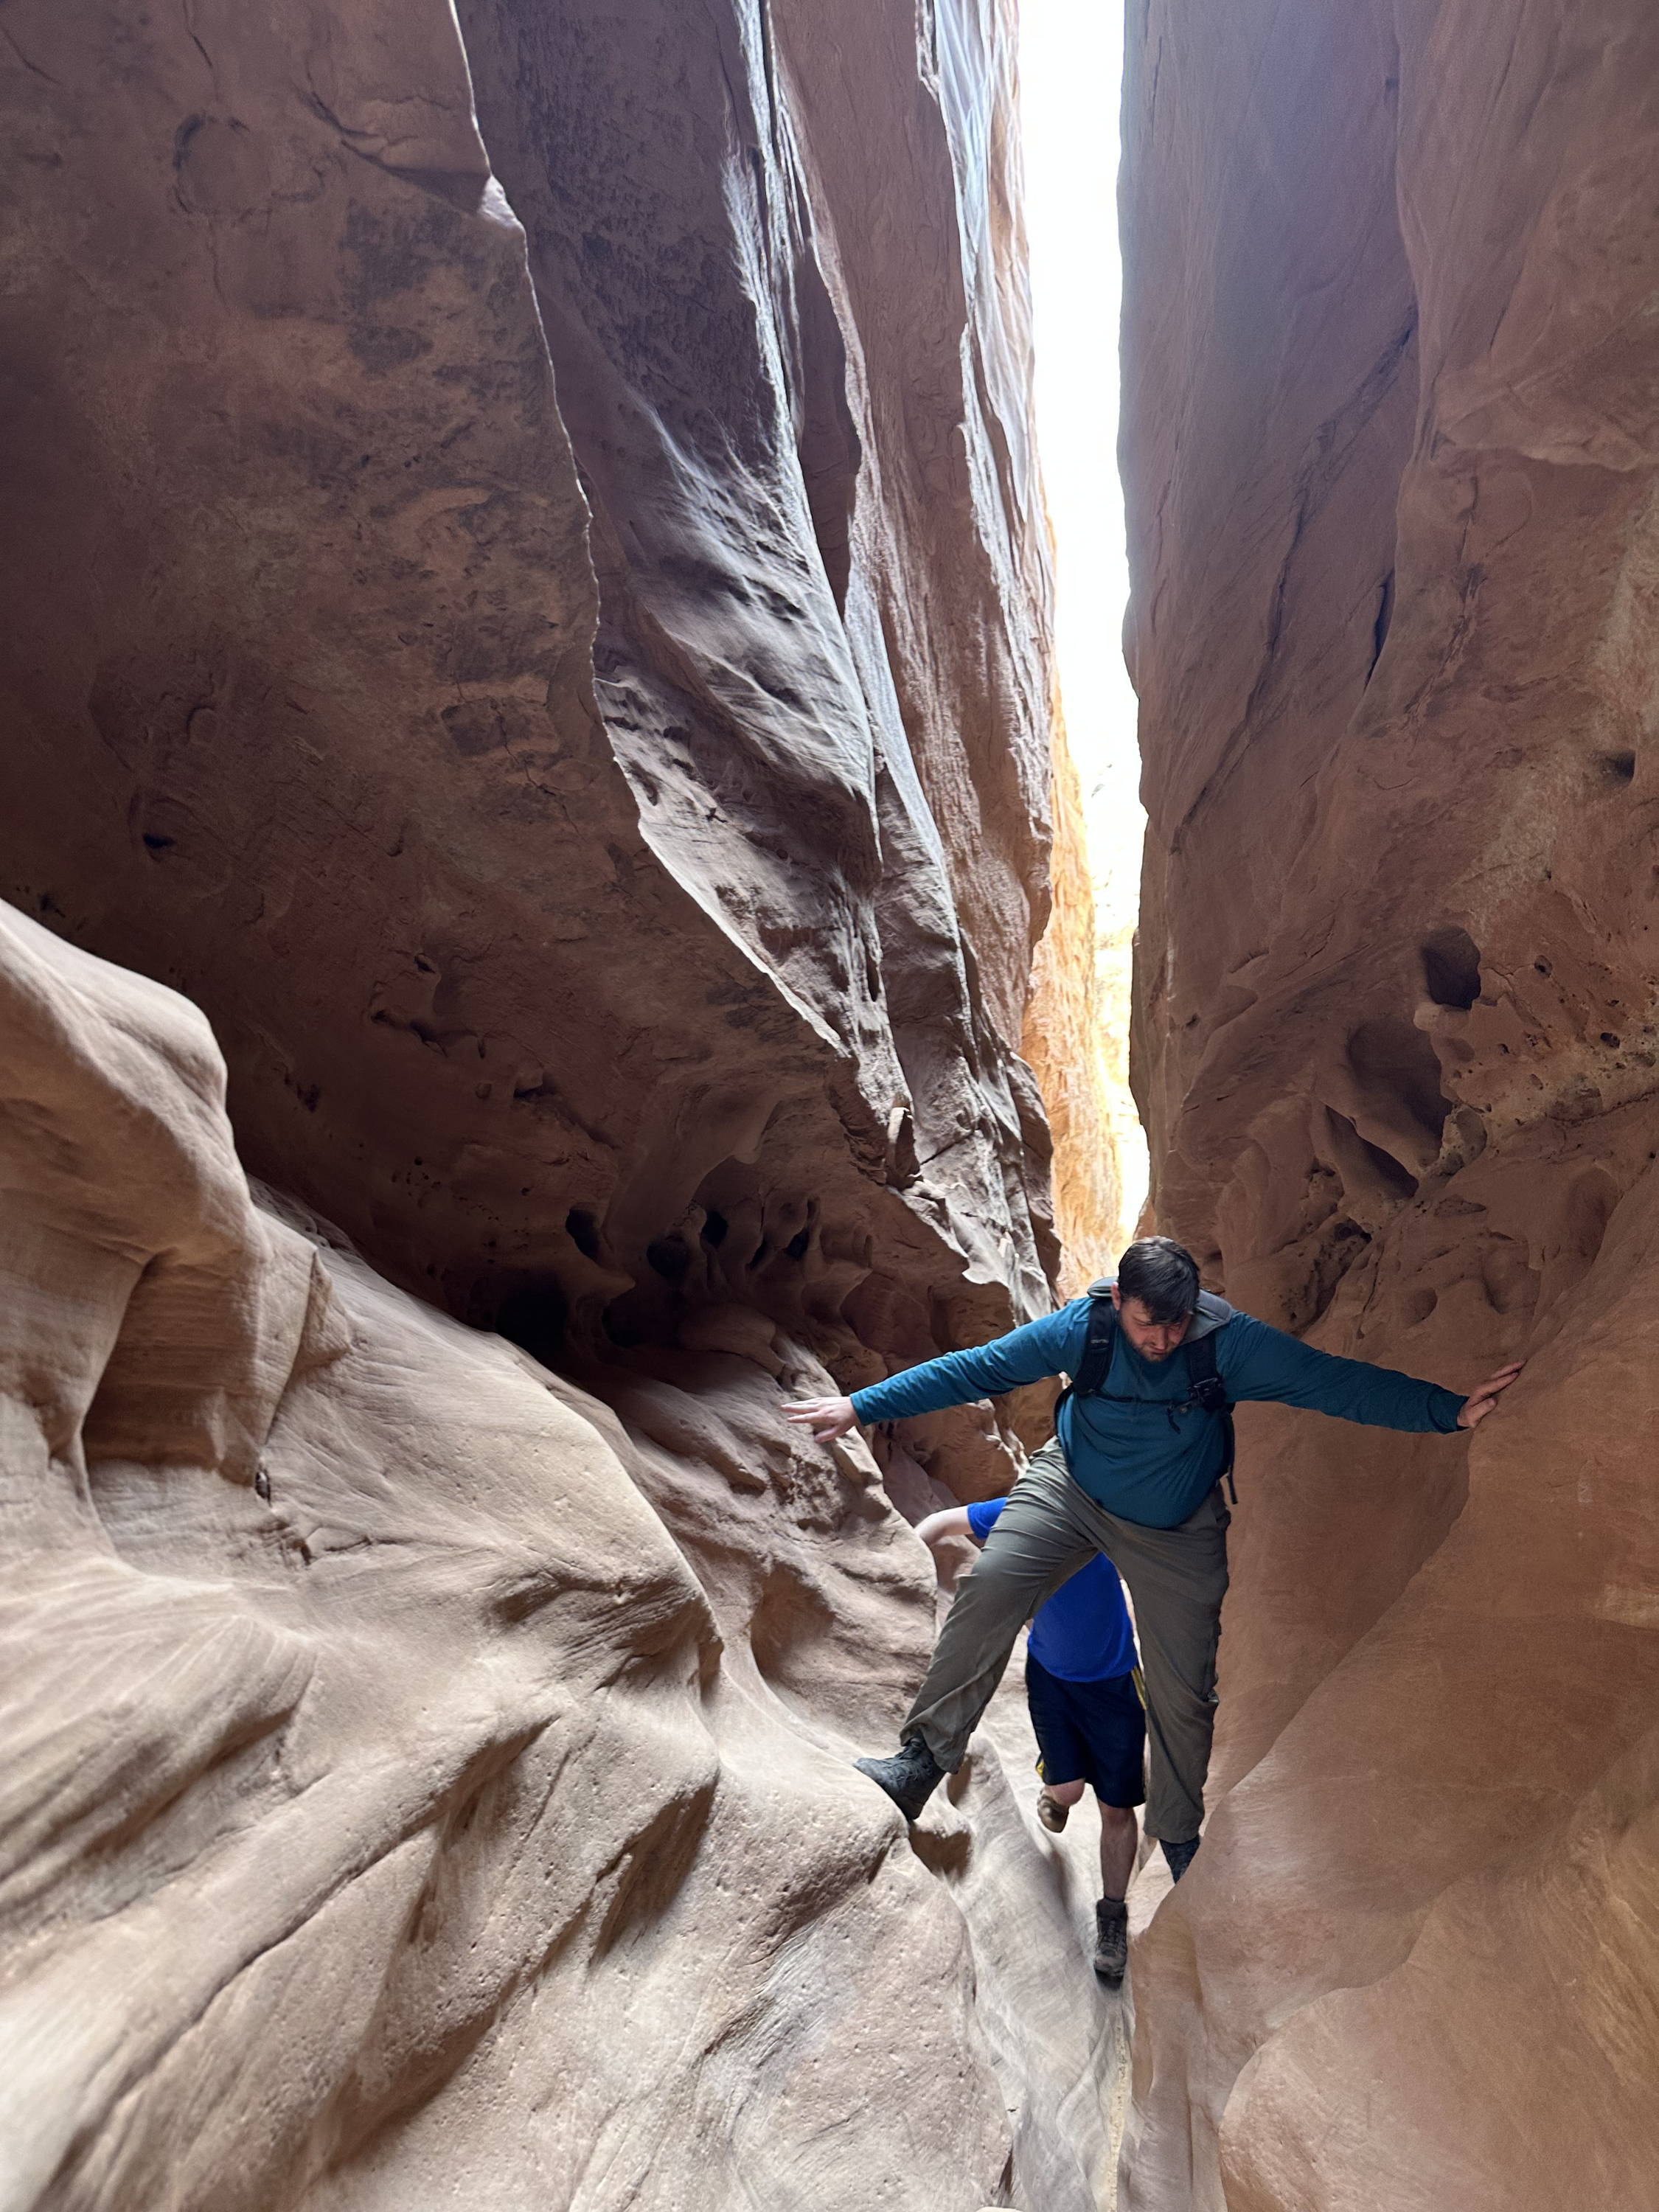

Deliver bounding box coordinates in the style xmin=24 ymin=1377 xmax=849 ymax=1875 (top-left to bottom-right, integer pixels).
xmin=904 ymin=1439 xmax=1230 ymax=1843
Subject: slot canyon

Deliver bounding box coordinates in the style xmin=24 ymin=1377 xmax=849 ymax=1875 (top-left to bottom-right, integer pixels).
xmin=1 ymin=3 xmax=1655 ymax=2211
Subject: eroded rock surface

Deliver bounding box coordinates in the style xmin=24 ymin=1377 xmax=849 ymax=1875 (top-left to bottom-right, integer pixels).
xmin=0 ymin=0 xmax=1066 ymax=1374
xmin=0 ymin=0 xmax=1130 ymax=2202
xmin=1119 ymin=1 xmax=1659 ymax=2204
xmin=0 ymin=901 xmax=1122 ymax=2210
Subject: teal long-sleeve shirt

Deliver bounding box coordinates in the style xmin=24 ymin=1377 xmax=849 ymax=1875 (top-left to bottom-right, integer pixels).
xmin=849 ymin=1299 xmax=1467 ymax=1528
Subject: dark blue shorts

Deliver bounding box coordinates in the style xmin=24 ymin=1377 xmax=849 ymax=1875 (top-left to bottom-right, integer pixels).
xmin=1025 ymin=1652 xmax=1146 ymax=1808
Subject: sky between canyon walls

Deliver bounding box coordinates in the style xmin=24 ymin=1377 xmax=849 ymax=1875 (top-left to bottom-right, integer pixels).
xmin=1020 ymin=0 xmax=1149 ymax=1231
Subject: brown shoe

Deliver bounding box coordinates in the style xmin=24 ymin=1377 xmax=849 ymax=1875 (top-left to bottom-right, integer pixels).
xmin=1037 ymin=1787 xmax=1071 ymax=1833
xmin=1092 ymin=1898 xmax=1128 ymax=1983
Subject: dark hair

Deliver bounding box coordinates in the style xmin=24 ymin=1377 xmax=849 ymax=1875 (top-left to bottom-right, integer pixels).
xmin=1116 ymin=1236 xmax=1200 ymax=1324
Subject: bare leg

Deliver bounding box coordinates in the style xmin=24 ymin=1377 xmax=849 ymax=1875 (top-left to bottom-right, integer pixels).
xmin=1097 ymin=1800 xmax=1138 ymax=1901
xmin=1035 ymin=1771 xmax=1085 ymax=1832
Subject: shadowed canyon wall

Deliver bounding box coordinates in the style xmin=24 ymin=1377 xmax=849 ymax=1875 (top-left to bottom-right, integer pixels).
xmin=1119 ymin=0 xmax=1659 ymax=2204
xmin=0 ymin=1 xmax=1131 ymax=2205
xmin=0 ymin=0 xmax=1069 ymax=1358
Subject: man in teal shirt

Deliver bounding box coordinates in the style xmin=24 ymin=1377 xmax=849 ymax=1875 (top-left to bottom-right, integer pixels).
xmin=787 ymin=1237 xmax=1521 ymax=1879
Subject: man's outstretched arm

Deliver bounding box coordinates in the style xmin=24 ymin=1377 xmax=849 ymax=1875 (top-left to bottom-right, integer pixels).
xmin=785 ymin=1306 xmax=1079 ymax=1441
xmin=1223 ymin=1312 xmax=1522 ymax=1432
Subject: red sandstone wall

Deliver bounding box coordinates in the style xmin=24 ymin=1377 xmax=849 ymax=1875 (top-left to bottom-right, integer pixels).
xmin=1119 ymin=1 xmax=1659 ymax=2203
xmin=0 ymin=0 xmax=1057 ymax=1377
xmin=0 ymin=2 xmax=1131 ymax=2205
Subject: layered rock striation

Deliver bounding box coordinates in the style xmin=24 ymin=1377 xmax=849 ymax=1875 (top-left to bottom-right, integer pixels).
xmin=1119 ymin=1 xmax=1659 ymax=2204
xmin=0 ymin=899 xmax=1121 ymax=2210
xmin=0 ymin=0 xmax=1132 ymax=2205
xmin=0 ymin=0 xmax=1062 ymax=1375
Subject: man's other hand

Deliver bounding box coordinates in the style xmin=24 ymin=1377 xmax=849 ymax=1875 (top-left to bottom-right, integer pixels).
xmin=1455 ymin=1362 xmax=1525 ymax=1429
xmin=785 ymin=1394 xmax=858 ymax=1441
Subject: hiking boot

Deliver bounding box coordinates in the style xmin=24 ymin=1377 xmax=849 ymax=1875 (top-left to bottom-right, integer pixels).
xmin=1036 ymin=1787 xmax=1071 ymax=1833
xmin=854 ymin=1736 xmax=946 ymax=1822
xmin=1161 ymin=1835 xmax=1200 ymax=1882
xmin=1092 ymin=1898 xmax=1128 ymax=1983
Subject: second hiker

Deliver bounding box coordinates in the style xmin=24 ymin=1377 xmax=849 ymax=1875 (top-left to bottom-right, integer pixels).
xmin=915 ymin=1495 xmax=1143 ymax=1983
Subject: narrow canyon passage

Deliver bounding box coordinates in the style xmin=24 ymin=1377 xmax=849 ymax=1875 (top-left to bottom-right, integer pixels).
xmin=0 ymin=0 xmax=1131 ymax=2205
xmin=2 ymin=1 xmax=1657 ymax=2209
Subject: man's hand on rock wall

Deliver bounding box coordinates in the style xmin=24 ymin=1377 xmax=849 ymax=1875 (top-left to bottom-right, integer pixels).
xmin=785 ymin=1394 xmax=858 ymax=1440
xmin=1455 ymin=1362 xmax=1526 ymax=1429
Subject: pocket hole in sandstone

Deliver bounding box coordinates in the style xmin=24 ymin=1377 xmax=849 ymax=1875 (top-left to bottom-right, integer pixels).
xmin=1566 ymin=1173 xmax=1618 ymax=1259
xmin=1533 ymin=1169 xmax=1621 ymax=1323
xmin=1328 ymin=1107 xmax=1419 ymax=1203
xmin=1601 ymin=751 xmax=1636 ymax=785
xmin=565 ymin=1206 xmax=601 ymax=1259
xmin=496 ymin=1281 xmax=569 ymax=1368
xmin=1421 ymin=925 xmax=1481 ymax=1010
xmin=646 ymin=1235 xmax=691 ymax=1283
xmin=700 ymin=1209 xmax=729 ymax=1245
xmin=602 ymin=1305 xmax=644 ymax=1349
xmin=1480 ymin=1239 xmax=1538 ymax=1317
xmin=1346 ymin=1015 xmax=1453 ymax=1157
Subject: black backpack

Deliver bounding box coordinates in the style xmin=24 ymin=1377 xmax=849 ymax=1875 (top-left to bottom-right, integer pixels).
xmin=1060 ymin=1279 xmax=1237 ymax=1503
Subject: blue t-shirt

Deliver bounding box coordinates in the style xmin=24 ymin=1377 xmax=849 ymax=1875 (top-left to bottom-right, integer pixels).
xmin=964 ymin=1496 xmax=1137 ymax=1683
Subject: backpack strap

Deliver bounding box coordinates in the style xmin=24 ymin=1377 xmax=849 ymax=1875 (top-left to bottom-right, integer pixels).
xmin=1072 ymin=1281 xmax=1119 ymax=1397
xmin=1183 ymin=1331 xmax=1237 ymax=1504
xmin=1053 ymin=1281 xmax=1116 ymax=1419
